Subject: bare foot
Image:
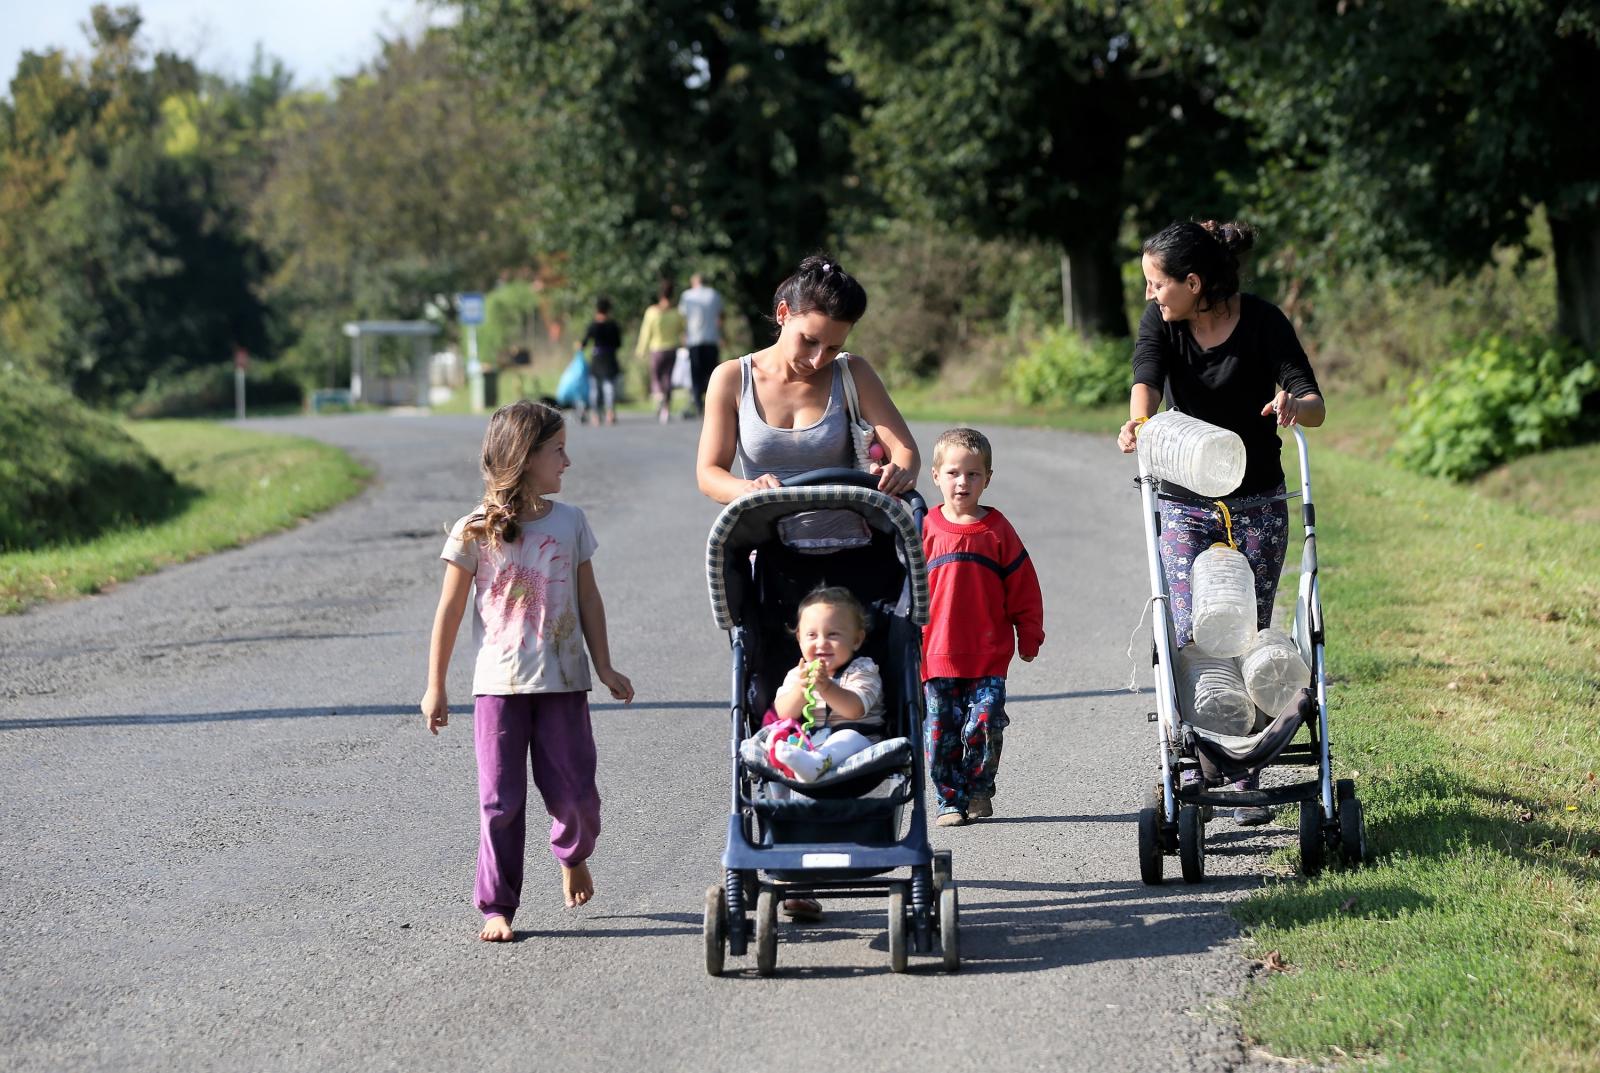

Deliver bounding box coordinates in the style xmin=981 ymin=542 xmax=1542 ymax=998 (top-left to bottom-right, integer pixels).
xmin=479 ymin=914 xmax=514 ymax=942
xmin=563 ymin=861 xmax=594 ymax=908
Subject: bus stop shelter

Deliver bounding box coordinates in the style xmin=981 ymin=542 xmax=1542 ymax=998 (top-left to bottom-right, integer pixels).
xmin=342 ymin=320 xmax=440 ymax=406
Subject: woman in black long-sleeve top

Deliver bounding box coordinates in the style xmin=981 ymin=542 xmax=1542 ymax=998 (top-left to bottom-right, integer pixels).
xmin=1115 ymin=220 xmax=1326 ymax=822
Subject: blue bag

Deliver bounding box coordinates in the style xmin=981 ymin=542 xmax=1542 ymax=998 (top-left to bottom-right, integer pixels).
xmin=556 ymin=349 xmax=589 ymax=408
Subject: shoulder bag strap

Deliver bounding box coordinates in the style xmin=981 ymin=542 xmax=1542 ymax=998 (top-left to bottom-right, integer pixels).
xmin=836 ymin=353 xmax=865 ymax=425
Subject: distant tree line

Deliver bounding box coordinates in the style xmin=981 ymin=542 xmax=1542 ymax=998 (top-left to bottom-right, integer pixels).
xmin=2 ymin=1 xmax=1595 ymax=407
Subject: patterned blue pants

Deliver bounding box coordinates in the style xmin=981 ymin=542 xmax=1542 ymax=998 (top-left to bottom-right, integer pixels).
xmin=923 ymin=676 xmax=1008 ymax=813
xmin=1158 ymin=485 xmax=1290 ymax=647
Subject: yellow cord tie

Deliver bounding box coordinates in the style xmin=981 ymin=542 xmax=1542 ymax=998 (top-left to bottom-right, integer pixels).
xmin=1132 ymin=415 xmax=1149 ymax=438
xmin=1212 ymin=499 xmax=1237 ymax=550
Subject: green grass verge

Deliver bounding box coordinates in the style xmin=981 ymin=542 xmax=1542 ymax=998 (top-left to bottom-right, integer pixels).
xmin=0 ymin=420 xmax=368 ymax=614
xmin=1234 ymin=445 xmax=1599 ymax=1071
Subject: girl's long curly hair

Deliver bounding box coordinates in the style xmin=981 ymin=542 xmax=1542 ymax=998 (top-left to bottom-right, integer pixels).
xmin=460 ymin=400 xmax=564 ymax=549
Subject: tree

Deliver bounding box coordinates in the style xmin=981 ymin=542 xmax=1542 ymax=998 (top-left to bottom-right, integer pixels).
xmin=1137 ymin=0 xmax=1600 ymax=349
xmin=785 ymin=0 xmax=1252 ymax=338
xmin=0 ymin=6 xmax=270 ymax=403
xmin=250 ymin=30 xmax=530 ymax=384
xmin=452 ymin=0 xmax=870 ymax=345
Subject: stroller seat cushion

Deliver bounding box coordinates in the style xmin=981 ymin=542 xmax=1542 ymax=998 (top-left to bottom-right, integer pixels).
xmin=1184 ymin=688 xmax=1313 ymax=782
xmin=740 ymin=734 xmax=914 ymax=795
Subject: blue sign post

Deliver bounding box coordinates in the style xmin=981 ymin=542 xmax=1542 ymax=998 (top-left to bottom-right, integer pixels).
xmin=458 ymin=292 xmax=491 ymax=411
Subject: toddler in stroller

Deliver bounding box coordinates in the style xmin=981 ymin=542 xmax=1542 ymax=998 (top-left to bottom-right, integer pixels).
xmin=748 ymin=586 xmax=883 ymax=785
xmin=702 ymin=470 xmax=959 ymax=976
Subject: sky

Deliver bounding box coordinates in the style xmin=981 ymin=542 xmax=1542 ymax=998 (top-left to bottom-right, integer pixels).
xmin=0 ymin=0 xmax=457 ymax=92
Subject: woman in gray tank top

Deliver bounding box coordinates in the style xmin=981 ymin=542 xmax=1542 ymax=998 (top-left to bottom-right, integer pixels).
xmin=696 ymin=254 xmax=919 ymax=505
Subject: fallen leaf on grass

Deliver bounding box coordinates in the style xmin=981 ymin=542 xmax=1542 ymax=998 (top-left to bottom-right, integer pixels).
xmin=1262 ymin=950 xmax=1290 ymax=973
xmin=1519 ymin=810 xmax=1535 ymax=823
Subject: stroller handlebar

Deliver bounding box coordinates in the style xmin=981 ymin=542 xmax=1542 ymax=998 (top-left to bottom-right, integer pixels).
xmin=778 ymin=467 xmax=928 ymax=529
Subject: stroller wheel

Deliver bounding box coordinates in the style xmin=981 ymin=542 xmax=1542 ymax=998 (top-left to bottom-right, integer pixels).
xmin=755 ymin=890 xmax=778 ymax=977
xmin=1298 ymin=800 xmax=1326 ymax=878
xmin=939 ymin=886 xmax=960 ymax=972
xmin=887 ymin=884 xmax=909 ymax=974
xmin=932 ymin=850 xmax=953 ymax=895
xmin=1178 ymin=804 xmax=1206 ymax=884
xmin=1137 ymin=807 xmax=1165 ymax=886
xmin=703 ymin=886 xmax=727 ymax=977
xmin=1336 ymin=778 xmax=1356 ymax=803
xmin=1338 ymin=797 xmax=1367 ymax=866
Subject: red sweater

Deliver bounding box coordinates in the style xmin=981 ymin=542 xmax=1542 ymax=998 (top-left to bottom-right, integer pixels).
xmin=921 ymin=505 xmax=1045 ymax=681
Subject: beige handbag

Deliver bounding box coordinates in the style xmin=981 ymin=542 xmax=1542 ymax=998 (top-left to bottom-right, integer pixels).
xmin=836 ymin=354 xmax=878 ymax=472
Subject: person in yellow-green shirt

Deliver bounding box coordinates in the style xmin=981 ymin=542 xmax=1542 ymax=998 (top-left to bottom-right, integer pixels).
xmin=635 ymin=280 xmax=686 ymax=424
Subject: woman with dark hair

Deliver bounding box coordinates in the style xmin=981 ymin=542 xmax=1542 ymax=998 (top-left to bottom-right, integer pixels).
xmin=695 ymin=253 xmax=919 ymax=504
xmin=1116 ymin=219 xmax=1325 ymax=825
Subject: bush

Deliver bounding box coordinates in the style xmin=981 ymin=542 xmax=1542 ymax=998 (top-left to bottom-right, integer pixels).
xmin=1393 ymin=333 xmax=1599 ymax=480
xmin=126 ymin=361 xmax=304 ymax=418
xmin=1007 ymin=326 xmax=1131 ymax=408
xmin=0 ymin=373 xmax=182 ymax=551
xmin=844 ymin=223 xmax=1062 ymax=385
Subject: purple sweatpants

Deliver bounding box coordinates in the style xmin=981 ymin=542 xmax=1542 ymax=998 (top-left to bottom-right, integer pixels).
xmin=473 ymin=691 xmax=601 ymax=922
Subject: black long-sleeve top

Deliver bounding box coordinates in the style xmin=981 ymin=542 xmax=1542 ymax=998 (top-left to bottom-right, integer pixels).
xmin=1131 ymin=294 xmax=1321 ymax=497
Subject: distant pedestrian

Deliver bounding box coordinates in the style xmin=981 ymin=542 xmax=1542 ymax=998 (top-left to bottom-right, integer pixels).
xmin=581 ymin=296 xmax=622 ymax=426
xmin=679 ymin=272 xmax=724 ymax=418
xmin=635 ymin=280 xmax=686 ymax=424
xmin=421 ymin=401 xmax=635 ymax=942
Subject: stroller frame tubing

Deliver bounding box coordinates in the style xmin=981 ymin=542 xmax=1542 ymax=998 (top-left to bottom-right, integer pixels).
xmin=720 ymin=626 xmax=934 ymax=877
xmin=1141 ymin=426 xmax=1334 ymax=823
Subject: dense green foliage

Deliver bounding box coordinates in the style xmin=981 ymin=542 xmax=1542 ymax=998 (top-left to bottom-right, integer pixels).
xmin=0 ymin=7 xmax=272 ymax=404
xmin=788 ymin=0 xmax=1249 ymax=338
xmin=453 ymin=0 xmax=870 ymax=346
xmin=0 ymin=372 xmax=180 ymax=550
xmin=842 ymin=221 xmax=1062 ymax=383
xmin=1393 ymin=334 xmax=1598 ymax=481
xmin=1007 ymin=325 xmax=1129 ymax=408
xmin=252 ymin=32 xmax=525 ymax=389
xmin=1135 ymin=1 xmax=1600 ymax=350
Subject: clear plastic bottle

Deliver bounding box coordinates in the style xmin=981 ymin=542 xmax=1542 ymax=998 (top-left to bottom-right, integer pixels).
xmin=1178 ymin=647 xmax=1255 ymax=736
xmin=1137 ymin=410 xmax=1247 ymax=497
xmin=1190 ymin=544 xmax=1256 ymax=658
xmin=1239 ymin=627 xmax=1311 ymax=717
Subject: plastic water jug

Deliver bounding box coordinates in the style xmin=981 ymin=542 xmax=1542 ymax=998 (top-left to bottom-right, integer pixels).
xmin=1177 ymin=647 xmax=1255 ymax=736
xmin=1137 ymin=410 xmax=1246 ymax=497
xmin=1190 ymin=544 xmax=1257 ymax=658
xmin=1240 ymin=627 xmax=1311 ymax=717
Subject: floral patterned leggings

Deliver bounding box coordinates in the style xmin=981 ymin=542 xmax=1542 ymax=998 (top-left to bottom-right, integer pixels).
xmin=1158 ymin=485 xmax=1290 ymax=647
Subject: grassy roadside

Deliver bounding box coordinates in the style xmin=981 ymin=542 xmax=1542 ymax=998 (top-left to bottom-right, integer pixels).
xmin=0 ymin=420 xmax=368 ymax=614
xmin=918 ymin=387 xmax=1599 ymax=1068
xmin=1238 ymin=445 xmax=1599 ymax=1070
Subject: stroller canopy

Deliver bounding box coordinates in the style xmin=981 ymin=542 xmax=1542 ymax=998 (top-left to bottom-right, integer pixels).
xmin=706 ymin=485 xmax=929 ymax=631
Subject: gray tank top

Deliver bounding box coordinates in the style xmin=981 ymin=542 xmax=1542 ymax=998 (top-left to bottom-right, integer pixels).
xmin=734 ymin=354 xmax=854 ymax=480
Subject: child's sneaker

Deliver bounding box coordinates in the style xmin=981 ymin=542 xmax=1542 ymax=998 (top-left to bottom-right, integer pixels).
xmin=935 ymin=807 xmax=967 ymax=827
xmin=967 ymin=795 xmax=993 ymax=819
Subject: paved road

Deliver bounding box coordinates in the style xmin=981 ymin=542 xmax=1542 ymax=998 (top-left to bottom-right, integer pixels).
xmin=1 ymin=411 xmax=1287 ymax=1072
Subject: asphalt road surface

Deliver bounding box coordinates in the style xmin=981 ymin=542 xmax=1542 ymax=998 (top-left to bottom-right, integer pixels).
xmin=1 ymin=410 xmax=1291 ymax=1072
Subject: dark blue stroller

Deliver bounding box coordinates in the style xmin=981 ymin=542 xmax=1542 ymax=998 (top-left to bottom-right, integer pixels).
xmin=701 ymin=469 xmax=958 ymax=975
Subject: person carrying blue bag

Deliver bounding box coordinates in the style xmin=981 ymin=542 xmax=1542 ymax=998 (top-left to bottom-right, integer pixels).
xmin=556 ymin=347 xmax=590 ymax=419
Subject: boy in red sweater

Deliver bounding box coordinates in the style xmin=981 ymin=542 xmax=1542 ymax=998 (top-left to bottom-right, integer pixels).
xmin=922 ymin=428 xmax=1045 ymax=826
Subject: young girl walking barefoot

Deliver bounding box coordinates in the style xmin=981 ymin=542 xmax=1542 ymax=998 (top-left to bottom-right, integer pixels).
xmin=421 ymin=401 xmax=634 ymax=942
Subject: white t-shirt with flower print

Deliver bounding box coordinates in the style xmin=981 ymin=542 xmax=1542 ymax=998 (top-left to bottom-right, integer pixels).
xmin=441 ymin=502 xmax=597 ymax=696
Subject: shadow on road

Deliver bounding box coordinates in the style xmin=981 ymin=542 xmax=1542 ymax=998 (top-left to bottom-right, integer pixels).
xmin=2 ymin=698 xmax=729 ymax=730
